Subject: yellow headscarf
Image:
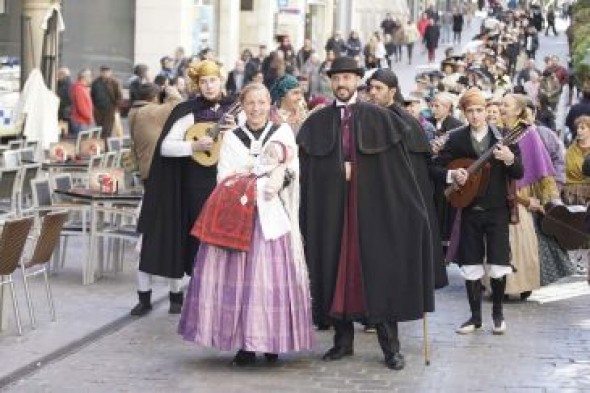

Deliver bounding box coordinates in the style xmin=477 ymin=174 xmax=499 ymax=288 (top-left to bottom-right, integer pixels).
xmin=186 ymin=60 xmax=221 ymax=84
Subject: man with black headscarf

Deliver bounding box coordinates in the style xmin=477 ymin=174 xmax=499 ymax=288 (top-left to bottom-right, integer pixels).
xmin=367 ymin=68 xmax=448 ymax=292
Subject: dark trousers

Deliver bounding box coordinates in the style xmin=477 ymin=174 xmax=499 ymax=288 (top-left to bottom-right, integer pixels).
xmin=545 ymin=22 xmax=557 ymax=36
xmin=332 ymin=320 xmax=400 ymax=357
xmin=406 ymin=44 xmax=414 ymax=64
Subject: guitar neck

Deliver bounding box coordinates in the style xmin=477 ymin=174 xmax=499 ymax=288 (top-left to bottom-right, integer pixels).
xmin=464 ymin=146 xmax=496 ymax=175
xmin=208 ymin=102 xmax=240 ymax=139
xmin=208 ymin=124 xmax=222 ymax=139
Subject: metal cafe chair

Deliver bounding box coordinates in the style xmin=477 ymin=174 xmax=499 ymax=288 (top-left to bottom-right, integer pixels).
xmin=0 ymin=215 xmax=35 ymax=335
xmin=2 ymin=149 xmax=20 ymax=168
xmin=106 ymin=137 xmax=123 ymax=152
xmin=18 ymin=163 xmax=42 ymax=215
xmin=89 ymin=127 xmax=102 ymax=140
xmin=30 ymin=178 xmax=89 ymax=275
xmin=7 ymin=139 xmax=24 ymax=150
xmin=74 ymin=130 xmax=92 ymax=155
xmin=0 ymin=167 xmax=22 ymax=218
xmin=20 ymin=210 xmax=69 ymax=328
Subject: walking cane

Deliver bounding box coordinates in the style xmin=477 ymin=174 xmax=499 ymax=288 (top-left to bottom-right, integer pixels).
xmin=423 ymin=312 xmax=431 ymax=366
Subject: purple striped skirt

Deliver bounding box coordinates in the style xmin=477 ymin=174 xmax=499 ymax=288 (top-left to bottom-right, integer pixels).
xmin=178 ymin=217 xmax=315 ymax=354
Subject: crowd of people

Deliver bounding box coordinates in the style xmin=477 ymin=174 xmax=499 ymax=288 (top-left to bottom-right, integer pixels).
xmin=52 ymin=0 xmax=589 ymax=373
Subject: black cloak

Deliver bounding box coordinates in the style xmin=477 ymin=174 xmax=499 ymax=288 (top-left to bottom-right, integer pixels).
xmin=138 ymin=97 xmax=232 ymax=279
xmin=388 ymin=104 xmax=448 ymax=289
xmin=298 ymin=102 xmax=436 ymax=325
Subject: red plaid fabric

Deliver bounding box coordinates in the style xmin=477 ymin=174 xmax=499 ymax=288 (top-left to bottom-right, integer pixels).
xmin=191 ymin=174 xmax=257 ymax=252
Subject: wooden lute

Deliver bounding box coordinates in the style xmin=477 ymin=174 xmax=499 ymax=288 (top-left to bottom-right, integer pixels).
xmin=184 ymin=101 xmax=241 ymax=167
xmin=444 ymin=120 xmax=529 ymax=208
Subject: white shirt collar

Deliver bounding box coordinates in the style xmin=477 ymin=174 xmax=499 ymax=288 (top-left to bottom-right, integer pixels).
xmin=470 ymin=125 xmax=489 ymax=142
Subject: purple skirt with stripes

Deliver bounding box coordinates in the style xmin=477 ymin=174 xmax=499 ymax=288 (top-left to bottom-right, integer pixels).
xmin=178 ymin=217 xmax=315 ymax=354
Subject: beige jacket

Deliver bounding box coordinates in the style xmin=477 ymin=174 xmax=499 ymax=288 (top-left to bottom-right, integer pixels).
xmin=129 ymin=95 xmax=181 ymax=180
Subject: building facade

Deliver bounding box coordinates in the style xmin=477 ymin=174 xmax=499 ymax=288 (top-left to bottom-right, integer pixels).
xmin=2 ymin=0 xmax=409 ymax=84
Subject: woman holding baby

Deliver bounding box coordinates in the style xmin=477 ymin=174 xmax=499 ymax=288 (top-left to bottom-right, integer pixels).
xmin=178 ymin=83 xmax=314 ymax=365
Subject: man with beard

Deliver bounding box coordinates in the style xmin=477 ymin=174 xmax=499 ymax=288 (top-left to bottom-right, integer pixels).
xmin=134 ymin=60 xmax=236 ymax=315
xmin=367 ymin=68 xmax=448 ymax=291
xmin=298 ymin=57 xmax=436 ymax=371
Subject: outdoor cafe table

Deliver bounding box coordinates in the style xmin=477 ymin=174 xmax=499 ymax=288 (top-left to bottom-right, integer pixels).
xmin=53 ymin=188 xmax=142 ymax=285
xmin=39 ymin=159 xmax=89 ymax=174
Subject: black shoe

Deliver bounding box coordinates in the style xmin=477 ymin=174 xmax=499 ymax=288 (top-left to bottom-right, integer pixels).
xmin=322 ymin=346 xmax=353 ymax=361
xmin=456 ymin=317 xmax=482 ymax=334
xmin=520 ymin=291 xmax=532 ymax=301
xmin=384 ymin=352 xmax=405 ymax=370
xmin=492 ymin=314 xmax=506 ymax=335
xmin=264 ymin=353 xmax=279 ymax=363
xmin=130 ymin=290 xmax=152 ymax=316
xmin=130 ymin=302 xmax=152 ymax=316
xmin=169 ymin=291 xmax=183 ymax=314
xmin=315 ymin=323 xmax=331 ymax=331
xmin=231 ymin=350 xmax=256 ymax=366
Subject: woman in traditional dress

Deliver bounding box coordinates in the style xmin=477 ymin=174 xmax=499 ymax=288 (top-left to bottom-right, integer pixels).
xmin=178 ymin=83 xmax=314 ymax=365
xmin=522 ymin=104 xmax=575 ymax=286
xmin=269 ymin=74 xmax=308 ymax=135
xmin=564 ymin=115 xmax=590 ymax=282
xmin=500 ymin=94 xmax=560 ymax=299
xmin=486 ymin=99 xmax=503 ymax=128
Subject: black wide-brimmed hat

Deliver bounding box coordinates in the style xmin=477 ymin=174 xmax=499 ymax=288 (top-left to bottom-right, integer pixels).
xmin=326 ymin=56 xmax=364 ymax=77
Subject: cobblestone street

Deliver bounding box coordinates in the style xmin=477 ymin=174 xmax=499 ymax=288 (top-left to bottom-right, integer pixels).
xmin=3 ymin=268 xmax=590 ymax=392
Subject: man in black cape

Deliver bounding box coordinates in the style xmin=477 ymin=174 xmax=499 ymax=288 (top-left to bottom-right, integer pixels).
xmin=367 ymin=68 xmax=448 ymax=290
xmin=297 ymin=57 xmax=436 ymax=371
xmin=133 ymin=60 xmax=235 ymax=316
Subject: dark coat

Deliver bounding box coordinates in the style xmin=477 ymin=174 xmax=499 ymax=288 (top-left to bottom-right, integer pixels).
xmin=297 ymin=102 xmax=436 ymax=325
xmin=388 ymin=104 xmax=448 ymax=289
xmin=138 ymin=97 xmax=233 ymax=278
xmin=423 ymin=24 xmax=440 ymax=50
xmin=430 ymin=114 xmax=464 ymax=136
xmin=452 ymin=14 xmax=464 ymax=32
xmin=225 ymin=71 xmax=244 ymax=96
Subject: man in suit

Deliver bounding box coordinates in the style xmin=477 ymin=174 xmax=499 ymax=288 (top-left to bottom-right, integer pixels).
xmin=433 ymin=88 xmax=524 ymax=335
xmin=225 ymin=60 xmax=246 ymax=97
xmin=429 ymin=92 xmax=463 ymax=136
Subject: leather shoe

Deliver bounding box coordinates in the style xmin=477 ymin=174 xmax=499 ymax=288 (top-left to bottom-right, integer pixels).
xmin=231 ymin=350 xmax=256 ymax=366
xmin=322 ymin=346 xmax=353 ymax=361
xmin=385 ymin=352 xmax=405 ymax=370
xmin=264 ymin=353 xmax=279 ymax=363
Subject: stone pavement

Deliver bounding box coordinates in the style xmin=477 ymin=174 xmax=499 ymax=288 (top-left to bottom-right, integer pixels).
xmin=1 ymin=11 xmax=588 ymax=393
xmin=2 ymin=267 xmax=589 ymax=393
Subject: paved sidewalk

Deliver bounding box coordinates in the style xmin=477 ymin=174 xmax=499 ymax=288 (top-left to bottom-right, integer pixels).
xmin=0 ymin=237 xmax=181 ymax=385
xmin=3 ymin=267 xmax=589 ymax=392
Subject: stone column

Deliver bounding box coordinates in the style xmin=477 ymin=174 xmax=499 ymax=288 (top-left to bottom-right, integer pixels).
xmin=21 ymin=0 xmax=55 ymax=87
xmin=135 ymin=0 xmax=192 ymax=79
xmin=217 ymin=0 xmax=240 ymax=69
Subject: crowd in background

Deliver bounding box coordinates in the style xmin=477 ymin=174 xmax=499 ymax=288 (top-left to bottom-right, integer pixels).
xmin=54 ymin=0 xmax=589 ymax=293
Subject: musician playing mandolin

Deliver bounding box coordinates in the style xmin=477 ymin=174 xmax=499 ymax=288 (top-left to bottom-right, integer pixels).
xmin=137 ymin=60 xmax=237 ymax=315
xmin=433 ymin=88 xmax=524 ymax=335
